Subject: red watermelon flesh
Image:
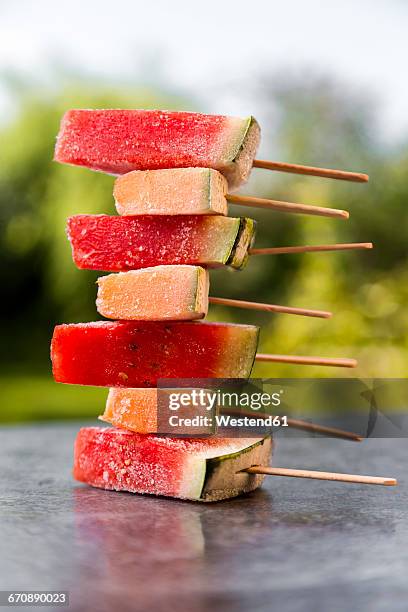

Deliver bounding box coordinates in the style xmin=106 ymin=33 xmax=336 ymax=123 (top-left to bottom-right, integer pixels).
xmin=51 ymin=321 xmax=259 ymax=387
xmin=73 ymin=427 xmax=272 ymax=502
xmin=67 ymin=214 xmax=255 ymax=271
xmin=54 ymin=109 xmax=260 ymax=190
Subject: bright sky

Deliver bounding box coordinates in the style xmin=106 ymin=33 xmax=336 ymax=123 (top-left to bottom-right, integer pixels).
xmin=1 ymin=0 xmax=407 ymax=142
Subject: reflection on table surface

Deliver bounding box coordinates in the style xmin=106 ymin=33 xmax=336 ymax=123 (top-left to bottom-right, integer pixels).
xmin=0 ymin=424 xmax=406 ymax=612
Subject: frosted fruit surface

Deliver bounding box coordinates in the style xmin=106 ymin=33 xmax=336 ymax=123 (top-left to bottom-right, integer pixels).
xmin=67 ymin=214 xmax=254 ymax=271
xmin=101 ymin=387 xmax=215 ymax=434
xmin=101 ymin=388 xmax=159 ymax=433
xmin=96 ymin=265 xmax=209 ymax=321
xmin=114 ymin=168 xmax=228 ymax=216
xmin=51 ymin=321 xmax=259 ymax=387
xmin=74 ymin=427 xmax=267 ymax=500
xmin=54 ymin=109 xmax=260 ymax=189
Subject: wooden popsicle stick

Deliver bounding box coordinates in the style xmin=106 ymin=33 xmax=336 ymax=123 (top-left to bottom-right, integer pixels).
xmin=253 ymin=159 xmax=369 ymax=183
xmin=209 ymin=296 xmax=332 ymax=319
xmin=284 ymin=418 xmax=363 ymax=441
xmin=255 ymin=354 xmax=357 ymax=368
xmin=227 ymin=194 xmax=349 ymax=220
xmin=225 ymin=410 xmax=362 ymax=442
xmin=243 ymin=465 xmax=397 ymax=486
xmin=249 ymin=242 xmax=373 ymax=256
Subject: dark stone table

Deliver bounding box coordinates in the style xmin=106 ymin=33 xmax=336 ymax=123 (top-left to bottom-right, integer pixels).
xmin=0 ymin=423 xmax=406 ymax=612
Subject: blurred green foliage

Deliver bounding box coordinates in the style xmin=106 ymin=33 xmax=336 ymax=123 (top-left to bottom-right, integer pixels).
xmin=0 ymin=78 xmax=407 ymax=422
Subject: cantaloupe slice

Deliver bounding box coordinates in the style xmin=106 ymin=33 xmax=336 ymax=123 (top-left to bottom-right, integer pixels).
xmin=100 ymin=387 xmax=216 ymax=435
xmin=74 ymin=427 xmax=272 ymax=502
xmin=102 ymin=386 xmax=220 ymax=433
xmin=96 ymin=265 xmax=209 ymax=321
xmin=114 ymin=168 xmax=228 ymax=216
xmin=101 ymin=388 xmax=159 ymax=433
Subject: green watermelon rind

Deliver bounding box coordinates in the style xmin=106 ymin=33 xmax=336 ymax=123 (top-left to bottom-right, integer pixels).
xmin=192 ymin=266 xmax=209 ymax=317
xmin=207 ymin=169 xmax=228 ymax=215
xmin=220 ymin=116 xmax=258 ymax=164
xmin=205 ymin=217 xmax=241 ymax=267
xmin=199 ymin=436 xmax=272 ymax=501
xmin=219 ymin=116 xmax=261 ymax=190
xmin=181 ymin=436 xmax=270 ymax=502
xmin=248 ymin=324 xmax=260 ymax=377
xmin=227 ymin=217 xmax=257 ymax=270
xmin=229 ymin=116 xmax=259 ymax=163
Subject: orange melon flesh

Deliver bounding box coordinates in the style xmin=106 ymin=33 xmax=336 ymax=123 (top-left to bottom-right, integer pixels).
xmin=100 ymin=387 xmax=216 ymax=435
xmin=97 ymin=265 xmax=209 ymax=321
xmin=101 ymin=388 xmax=159 ymax=433
xmin=114 ymin=168 xmax=228 ymax=216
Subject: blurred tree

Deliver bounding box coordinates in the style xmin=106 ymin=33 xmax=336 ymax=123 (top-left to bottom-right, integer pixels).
xmin=0 ymin=83 xmax=187 ymax=370
xmin=248 ymin=76 xmax=408 ymax=377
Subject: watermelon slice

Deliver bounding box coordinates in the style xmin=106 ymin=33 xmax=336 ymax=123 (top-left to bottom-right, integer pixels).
xmin=73 ymin=427 xmax=272 ymax=502
xmin=114 ymin=168 xmax=228 ymax=216
xmin=96 ymin=265 xmax=209 ymax=321
xmin=67 ymin=214 xmax=255 ymax=271
xmin=54 ymin=110 xmax=260 ymax=190
xmin=51 ymin=321 xmax=259 ymax=387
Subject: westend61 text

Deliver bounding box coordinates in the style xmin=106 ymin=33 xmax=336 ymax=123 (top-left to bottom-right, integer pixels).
xmin=168 ymin=414 xmax=288 ymax=428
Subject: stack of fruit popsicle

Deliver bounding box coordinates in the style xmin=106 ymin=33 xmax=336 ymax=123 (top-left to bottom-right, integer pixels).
xmin=52 ymin=109 xmax=280 ymax=501
xmin=59 ymin=111 xmax=372 ymax=272
xmin=51 ymin=109 xmax=381 ymax=501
